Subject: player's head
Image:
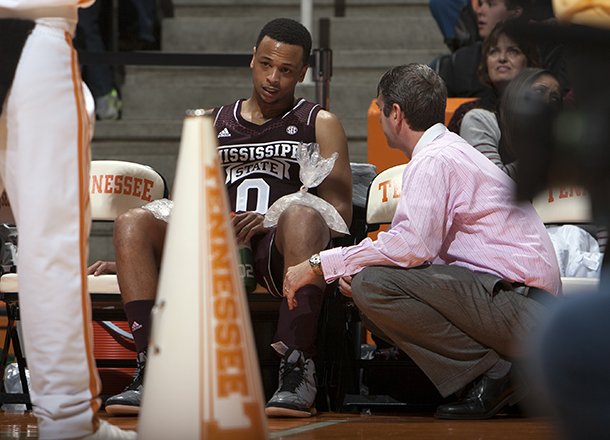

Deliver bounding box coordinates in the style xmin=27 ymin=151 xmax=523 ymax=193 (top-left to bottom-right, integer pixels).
xmin=255 ymin=18 xmax=312 ymax=66
xmin=250 ymin=18 xmax=312 ymax=106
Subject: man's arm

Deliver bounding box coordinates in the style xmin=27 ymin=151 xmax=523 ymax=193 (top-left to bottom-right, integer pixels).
xmin=314 ymin=110 xmax=353 ymax=233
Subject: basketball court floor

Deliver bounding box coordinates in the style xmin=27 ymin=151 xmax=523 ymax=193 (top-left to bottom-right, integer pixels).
xmin=0 ymin=410 xmax=560 ymax=439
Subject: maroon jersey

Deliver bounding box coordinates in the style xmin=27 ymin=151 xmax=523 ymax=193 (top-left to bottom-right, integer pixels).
xmin=213 ymin=98 xmax=321 ymax=213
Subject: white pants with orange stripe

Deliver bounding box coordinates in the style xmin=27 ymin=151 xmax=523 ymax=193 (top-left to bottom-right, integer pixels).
xmin=0 ymin=21 xmax=101 ymax=439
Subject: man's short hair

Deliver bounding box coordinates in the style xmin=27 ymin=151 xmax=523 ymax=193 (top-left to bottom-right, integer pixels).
xmin=256 ymin=18 xmax=312 ymax=65
xmin=377 ymin=64 xmax=447 ymax=131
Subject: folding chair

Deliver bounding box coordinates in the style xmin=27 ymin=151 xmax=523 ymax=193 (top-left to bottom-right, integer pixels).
xmin=342 ymin=164 xmax=444 ymax=411
xmin=0 ymin=160 xmax=168 ymax=407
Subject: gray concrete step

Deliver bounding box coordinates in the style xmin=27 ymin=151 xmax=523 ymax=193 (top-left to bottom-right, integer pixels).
xmin=162 ymin=16 xmax=443 ymax=52
xmin=121 ymin=67 xmax=375 ymax=124
xmin=172 ymin=0 xmax=431 ymax=19
xmin=332 ymin=49 xmax=445 ymax=81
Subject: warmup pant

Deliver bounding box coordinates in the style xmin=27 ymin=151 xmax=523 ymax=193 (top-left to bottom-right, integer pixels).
xmin=0 ymin=20 xmax=100 ymax=439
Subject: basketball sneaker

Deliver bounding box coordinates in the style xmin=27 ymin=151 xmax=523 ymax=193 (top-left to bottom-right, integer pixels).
xmin=265 ymin=348 xmax=317 ymax=417
xmin=80 ymin=420 xmax=137 ymax=439
xmin=104 ymin=352 xmax=145 ymax=416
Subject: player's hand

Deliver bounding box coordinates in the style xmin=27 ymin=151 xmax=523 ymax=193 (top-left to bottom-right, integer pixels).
xmin=338 ymin=276 xmax=353 ymax=297
xmin=231 ymin=211 xmax=266 ymax=245
xmin=87 ymin=260 xmax=117 ymax=276
xmin=283 ymin=260 xmax=321 ymax=310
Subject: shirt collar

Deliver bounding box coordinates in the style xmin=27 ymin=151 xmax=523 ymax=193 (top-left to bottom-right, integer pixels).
xmin=412 ymin=123 xmax=447 ymax=157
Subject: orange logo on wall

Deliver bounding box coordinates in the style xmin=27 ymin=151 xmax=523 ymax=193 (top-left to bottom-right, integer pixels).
xmin=90 ymin=174 xmax=154 ymax=202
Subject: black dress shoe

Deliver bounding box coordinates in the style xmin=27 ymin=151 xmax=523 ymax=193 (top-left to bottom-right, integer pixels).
xmin=434 ymin=369 xmax=527 ymax=420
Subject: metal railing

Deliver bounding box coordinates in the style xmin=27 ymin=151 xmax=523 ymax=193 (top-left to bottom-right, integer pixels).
xmin=78 ymin=48 xmax=333 ymax=110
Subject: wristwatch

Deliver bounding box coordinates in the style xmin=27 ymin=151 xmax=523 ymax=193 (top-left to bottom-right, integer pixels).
xmin=309 ymin=253 xmax=323 ymax=276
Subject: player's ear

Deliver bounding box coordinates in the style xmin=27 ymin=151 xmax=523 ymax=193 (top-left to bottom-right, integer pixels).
xmin=250 ymin=46 xmax=257 ymax=69
xmin=298 ymin=63 xmax=309 ymax=83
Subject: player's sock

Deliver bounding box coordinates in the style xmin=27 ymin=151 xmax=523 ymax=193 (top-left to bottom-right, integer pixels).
xmin=124 ymin=299 xmax=154 ymax=353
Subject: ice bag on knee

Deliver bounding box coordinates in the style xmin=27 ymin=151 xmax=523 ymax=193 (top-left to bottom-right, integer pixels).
xmin=263 ymin=142 xmax=349 ymax=235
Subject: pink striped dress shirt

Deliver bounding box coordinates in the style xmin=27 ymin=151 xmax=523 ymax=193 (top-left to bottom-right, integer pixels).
xmin=321 ymin=123 xmax=561 ymax=295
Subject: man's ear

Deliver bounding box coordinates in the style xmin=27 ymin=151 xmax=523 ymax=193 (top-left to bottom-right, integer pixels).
xmin=391 ymin=103 xmax=402 ymax=121
xmin=298 ymin=64 xmax=309 ymax=83
xmin=250 ymin=46 xmax=257 ymax=69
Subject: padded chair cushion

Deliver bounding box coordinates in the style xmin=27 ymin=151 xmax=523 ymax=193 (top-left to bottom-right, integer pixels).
xmin=90 ymin=160 xmax=166 ymax=221
xmin=365 ymin=164 xmax=406 ymax=225
xmin=0 ymin=273 xmax=121 ymax=295
xmin=532 ymin=187 xmax=591 ymax=224
xmin=561 ymin=276 xmax=599 ymax=295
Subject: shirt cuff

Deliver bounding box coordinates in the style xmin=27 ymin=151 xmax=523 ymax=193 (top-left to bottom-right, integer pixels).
xmin=320 ymin=247 xmax=346 ymax=283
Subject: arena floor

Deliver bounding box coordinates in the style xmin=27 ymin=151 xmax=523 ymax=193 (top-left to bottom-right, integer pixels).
xmin=0 ymin=410 xmax=560 ymax=439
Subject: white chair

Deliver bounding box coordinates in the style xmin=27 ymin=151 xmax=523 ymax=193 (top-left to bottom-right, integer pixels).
xmin=531 ymin=187 xmax=600 ymax=295
xmin=0 ymin=160 xmax=168 ymax=406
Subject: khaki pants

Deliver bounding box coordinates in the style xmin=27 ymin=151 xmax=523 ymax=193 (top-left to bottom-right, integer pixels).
xmin=351 ymin=264 xmax=549 ymax=397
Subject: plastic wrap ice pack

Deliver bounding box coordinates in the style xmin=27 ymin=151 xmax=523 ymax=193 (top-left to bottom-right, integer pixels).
xmin=264 ymin=142 xmax=349 ymax=234
xmin=142 ymin=198 xmax=173 ymax=223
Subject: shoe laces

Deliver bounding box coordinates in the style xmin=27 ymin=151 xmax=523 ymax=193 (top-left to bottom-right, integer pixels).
xmin=279 ymin=358 xmax=306 ymax=393
xmin=124 ymin=361 xmax=145 ymax=391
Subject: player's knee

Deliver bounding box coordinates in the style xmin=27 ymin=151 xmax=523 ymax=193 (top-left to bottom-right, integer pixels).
xmin=113 ymin=208 xmax=154 ymax=246
xmin=277 ymin=204 xmax=326 ymax=232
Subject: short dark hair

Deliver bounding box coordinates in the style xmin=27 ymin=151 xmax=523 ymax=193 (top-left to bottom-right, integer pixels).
xmin=256 ymin=18 xmax=312 ymax=65
xmin=377 ymin=64 xmax=447 ymax=132
xmin=478 ymin=21 xmax=541 ymax=89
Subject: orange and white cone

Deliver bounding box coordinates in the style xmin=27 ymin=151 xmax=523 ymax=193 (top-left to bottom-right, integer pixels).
xmin=138 ymin=110 xmax=267 ymax=439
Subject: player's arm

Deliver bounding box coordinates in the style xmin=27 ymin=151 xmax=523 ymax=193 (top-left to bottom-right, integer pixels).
xmin=315 ymin=110 xmax=353 ymax=234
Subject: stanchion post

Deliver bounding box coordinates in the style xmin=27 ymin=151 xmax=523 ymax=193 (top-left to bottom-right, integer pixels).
xmin=313 ymin=47 xmax=332 ymax=110
xmin=315 ymin=17 xmax=332 ymax=109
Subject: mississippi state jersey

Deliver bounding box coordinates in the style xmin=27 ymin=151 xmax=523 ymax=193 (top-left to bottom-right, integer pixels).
xmin=213 ymin=98 xmax=321 ymax=214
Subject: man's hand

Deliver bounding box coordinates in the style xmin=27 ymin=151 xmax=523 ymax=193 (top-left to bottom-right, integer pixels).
xmin=338 ymin=275 xmax=353 ymax=297
xmin=87 ymin=260 xmax=117 ymax=276
xmin=283 ymin=259 xmax=322 ymax=310
xmin=231 ymin=211 xmax=266 ymax=245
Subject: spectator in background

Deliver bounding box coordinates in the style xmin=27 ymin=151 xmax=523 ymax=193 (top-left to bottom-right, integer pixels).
xmin=431 ymin=0 xmax=529 ymax=98
xmin=120 ymin=0 xmax=160 ymax=50
xmin=76 ymin=0 xmax=122 ymax=120
xmin=452 ymin=23 xmax=541 ymax=177
xmin=429 ymin=0 xmax=471 ymax=51
xmin=498 ymin=67 xmax=561 ymax=163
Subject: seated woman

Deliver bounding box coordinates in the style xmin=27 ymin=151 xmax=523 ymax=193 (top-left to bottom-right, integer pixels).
xmin=447 ymin=21 xmax=540 ymax=138
xmin=498 ymin=67 xmax=562 ymax=166
xmin=453 ymin=23 xmax=543 ymax=179
xmin=483 ymin=67 xmax=561 ymax=179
